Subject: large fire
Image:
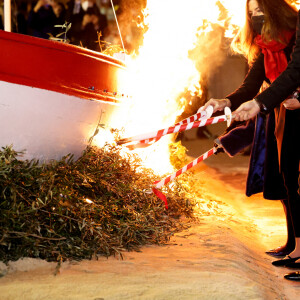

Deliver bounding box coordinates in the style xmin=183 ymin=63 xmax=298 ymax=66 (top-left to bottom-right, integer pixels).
xmin=93 ymin=0 xmax=299 ymax=175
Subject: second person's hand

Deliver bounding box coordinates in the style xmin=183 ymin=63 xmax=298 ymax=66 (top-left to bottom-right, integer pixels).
xmin=283 ymin=98 xmax=300 ymax=110
xmin=232 ymin=100 xmax=260 ymax=121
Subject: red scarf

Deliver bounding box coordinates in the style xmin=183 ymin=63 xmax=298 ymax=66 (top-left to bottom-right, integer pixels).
xmin=254 ymin=31 xmax=295 ymax=82
xmin=255 ymin=31 xmax=295 ymax=169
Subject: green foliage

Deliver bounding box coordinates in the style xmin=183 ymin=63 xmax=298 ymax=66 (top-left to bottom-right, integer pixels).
xmin=49 ymin=22 xmax=72 ymax=43
xmin=0 ymin=145 xmax=194 ymax=263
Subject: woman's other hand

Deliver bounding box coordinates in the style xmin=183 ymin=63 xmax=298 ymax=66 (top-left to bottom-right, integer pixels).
xmin=283 ymin=98 xmax=300 ymax=110
xmin=199 ymin=98 xmax=231 ymax=114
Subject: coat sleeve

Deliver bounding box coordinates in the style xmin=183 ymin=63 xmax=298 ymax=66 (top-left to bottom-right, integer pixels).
xmin=255 ymin=10 xmax=300 ymax=111
xmin=225 ymin=53 xmax=266 ymax=111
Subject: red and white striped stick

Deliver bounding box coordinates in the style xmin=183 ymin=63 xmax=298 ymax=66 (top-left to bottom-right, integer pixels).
xmin=141 ymin=107 xmax=231 ymax=146
xmin=152 ymin=147 xmax=217 ymax=208
xmin=139 ymin=107 xmax=214 ymax=145
xmin=154 ymin=147 xmax=216 ymax=189
xmin=118 ymin=113 xmax=229 ymax=146
xmin=175 ymin=105 xmax=213 ymax=125
xmin=117 ymin=106 xmax=214 ymax=146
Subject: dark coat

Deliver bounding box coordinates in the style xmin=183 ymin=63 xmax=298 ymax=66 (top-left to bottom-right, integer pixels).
xmin=28 ymin=6 xmax=57 ymax=39
xmin=219 ymin=37 xmax=298 ymax=200
xmin=0 ymin=15 xmax=3 ymax=30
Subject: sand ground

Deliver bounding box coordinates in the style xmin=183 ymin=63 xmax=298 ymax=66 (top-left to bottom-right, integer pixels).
xmin=0 ymin=125 xmax=300 ymax=300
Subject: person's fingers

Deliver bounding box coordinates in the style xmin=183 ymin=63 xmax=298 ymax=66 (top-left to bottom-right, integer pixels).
xmin=232 ymin=112 xmax=241 ymax=121
xmin=201 ymin=99 xmax=216 ymax=112
xmin=283 ymin=103 xmax=291 ymax=109
xmin=283 ymin=98 xmax=300 ymax=110
xmin=234 ymin=105 xmax=243 ymax=114
xmin=232 ymin=103 xmax=247 ymax=120
xmin=234 ymin=114 xmax=242 ymax=122
xmin=233 ymin=108 xmax=248 ymax=122
xmin=238 ymin=113 xmax=247 ymax=122
xmin=284 ymin=103 xmax=296 ymax=110
xmin=200 ymin=102 xmax=210 ymax=112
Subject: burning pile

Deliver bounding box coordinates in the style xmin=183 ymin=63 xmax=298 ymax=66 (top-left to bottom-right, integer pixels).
xmin=0 ymin=145 xmax=195 ymax=263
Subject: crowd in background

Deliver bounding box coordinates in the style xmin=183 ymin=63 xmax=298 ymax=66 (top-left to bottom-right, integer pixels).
xmin=0 ymin=0 xmax=128 ymax=52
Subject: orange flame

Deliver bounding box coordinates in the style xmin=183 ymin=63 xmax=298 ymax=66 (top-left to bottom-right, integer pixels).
xmin=94 ymin=0 xmax=300 ymax=175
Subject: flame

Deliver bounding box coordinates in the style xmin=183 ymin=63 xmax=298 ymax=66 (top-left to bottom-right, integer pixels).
xmin=94 ymin=0 xmax=297 ymax=175
xmin=94 ymin=0 xmax=246 ymax=175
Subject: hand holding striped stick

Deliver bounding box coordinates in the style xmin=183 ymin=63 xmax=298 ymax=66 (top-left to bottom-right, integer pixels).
xmin=151 ymin=107 xmax=231 ymax=208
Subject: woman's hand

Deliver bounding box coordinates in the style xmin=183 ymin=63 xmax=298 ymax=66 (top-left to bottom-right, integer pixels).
xmin=283 ymin=98 xmax=300 ymax=110
xmin=232 ymin=100 xmax=260 ymax=121
xmin=199 ymin=98 xmax=231 ymax=114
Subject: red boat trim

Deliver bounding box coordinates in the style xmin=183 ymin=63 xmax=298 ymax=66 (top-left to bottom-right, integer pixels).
xmin=0 ymin=31 xmax=128 ymax=102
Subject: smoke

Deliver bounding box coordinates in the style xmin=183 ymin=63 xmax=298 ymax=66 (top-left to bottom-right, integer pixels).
xmin=117 ymin=0 xmax=147 ymax=53
xmin=178 ymin=2 xmax=234 ymax=117
xmin=189 ymin=2 xmax=233 ymax=84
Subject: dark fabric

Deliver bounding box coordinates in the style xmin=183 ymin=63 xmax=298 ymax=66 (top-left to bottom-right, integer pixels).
xmin=263 ymin=112 xmax=287 ymax=199
xmin=281 ymin=109 xmax=300 ymax=234
xmin=256 ymin=10 xmax=300 ymax=110
xmin=28 ymin=6 xmax=57 ymax=39
xmin=219 ymin=108 xmax=299 ymax=201
xmin=219 ymin=114 xmax=268 ymax=197
xmin=0 ymin=15 xmax=3 ymax=31
xmin=245 ymin=114 xmax=266 ymax=197
xmin=251 ymin=15 xmax=265 ymax=35
xmin=219 ymin=120 xmax=255 ymax=157
xmin=280 ymin=199 xmax=295 ymax=248
xmin=226 ymin=53 xmax=266 ymax=111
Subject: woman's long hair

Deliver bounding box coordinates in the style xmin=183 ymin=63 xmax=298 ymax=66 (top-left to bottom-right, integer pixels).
xmin=231 ymin=0 xmax=298 ymax=64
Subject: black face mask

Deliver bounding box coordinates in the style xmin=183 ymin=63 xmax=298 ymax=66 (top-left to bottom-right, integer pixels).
xmin=251 ymin=15 xmax=265 ymax=35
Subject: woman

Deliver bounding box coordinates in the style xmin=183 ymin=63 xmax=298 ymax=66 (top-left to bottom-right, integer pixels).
xmin=202 ymin=0 xmax=300 ymax=270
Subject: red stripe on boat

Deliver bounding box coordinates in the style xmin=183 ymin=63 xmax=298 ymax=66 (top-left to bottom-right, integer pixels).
xmin=0 ymin=31 xmax=127 ymax=102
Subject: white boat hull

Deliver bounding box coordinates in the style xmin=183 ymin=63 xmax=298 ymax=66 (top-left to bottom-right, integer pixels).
xmin=0 ymin=81 xmax=119 ymax=161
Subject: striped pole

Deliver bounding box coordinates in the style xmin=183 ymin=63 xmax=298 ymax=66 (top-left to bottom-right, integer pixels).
xmin=175 ymin=105 xmax=213 ymax=125
xmin=153 ymin=147 xmax=217 ymax=208
xmin=117 ymin=114 xmax=228 ymax=146
xmin=154 ymin=147 xmax=216 ymax=189
xmin=117 ymin=106 xmax=214 ymax=146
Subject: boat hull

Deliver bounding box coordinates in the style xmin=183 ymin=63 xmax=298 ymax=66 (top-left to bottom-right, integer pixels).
xmin=0 ymin=80 xmax=119 ymax=160
xmin=0 ymin=31 xmax=128 ymax=161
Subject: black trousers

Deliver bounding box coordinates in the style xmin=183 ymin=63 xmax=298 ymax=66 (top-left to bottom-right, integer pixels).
xmin=281 ymin=109 xmax=300 ymax=236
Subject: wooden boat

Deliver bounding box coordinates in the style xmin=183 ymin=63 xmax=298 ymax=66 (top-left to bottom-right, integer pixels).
xmin=0 ymin=30 xmax=128 ymax=161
